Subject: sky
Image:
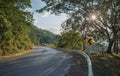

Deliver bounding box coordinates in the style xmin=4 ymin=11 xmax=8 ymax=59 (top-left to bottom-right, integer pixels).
xmin=30 ymin=0 xmax=67 ymax=34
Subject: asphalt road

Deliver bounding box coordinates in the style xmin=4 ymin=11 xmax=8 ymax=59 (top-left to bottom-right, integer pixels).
xmin=0 ymin=46 xmax=73 ymax=76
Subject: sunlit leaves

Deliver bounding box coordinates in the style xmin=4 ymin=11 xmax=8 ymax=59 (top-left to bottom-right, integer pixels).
xmin=0 ymin=0 xmax=33 ymax=55
xmin=39 ymin=0 xmax=120 ymax=53
xmin=58 ymin=30 xmax=82 ymax=50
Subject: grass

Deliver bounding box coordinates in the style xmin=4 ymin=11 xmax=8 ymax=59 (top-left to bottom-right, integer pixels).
xmin=56 ymin=48 xmax=120 ymax=76
xmin=0 ymin=50 xmax=31 ymax=59
xmin=91 ymin=52 xmax=120 ymax=76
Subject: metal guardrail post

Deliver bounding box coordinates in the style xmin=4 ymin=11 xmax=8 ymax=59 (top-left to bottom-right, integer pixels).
xmin=74 ymin=50 xmax=93 ymax=76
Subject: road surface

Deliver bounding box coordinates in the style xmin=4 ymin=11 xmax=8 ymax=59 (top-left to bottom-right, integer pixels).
xmin=0 ymin=46 xmax=73 ymax=76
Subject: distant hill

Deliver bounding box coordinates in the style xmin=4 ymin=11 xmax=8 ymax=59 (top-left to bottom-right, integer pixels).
xmin=30 ymin=26 xmax=60 ymax=46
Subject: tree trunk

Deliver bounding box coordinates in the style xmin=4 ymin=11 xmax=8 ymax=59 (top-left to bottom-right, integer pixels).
xmin=114 ymin=39 xmax=119 ymax=54
xmin=116 ymin=39 xmax=119 ymax=54
xmin=106 ymin=39 xmax=114 ymax=54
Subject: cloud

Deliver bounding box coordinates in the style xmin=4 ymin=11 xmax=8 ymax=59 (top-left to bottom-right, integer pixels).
xmin=25 ymin=8 xmax=34 ymax=12
xmin=33 ymin=18 xmax=39 ymax=26
xmin=48 ymin=28 xmax=60 ymax=34
xmin=41 ymin=11 xmax=50 ymax=17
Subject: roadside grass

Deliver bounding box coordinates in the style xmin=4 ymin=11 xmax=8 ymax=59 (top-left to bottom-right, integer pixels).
xmin=91 ymin=51 xmax=120 ymax=76
xmin=0 ymin=50 xmax=31 ymax=59
xmin=56 ymin=48 xmax=120 ymax=76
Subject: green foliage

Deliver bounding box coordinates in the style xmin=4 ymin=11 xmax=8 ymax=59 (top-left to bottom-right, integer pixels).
xmin=57 ymin=30 xmax=82 ymax=50
xmin=30 ymin=26 xmax=60 ymax=46
xmin=0 ymin=0 xmax=33 ymax=55
xmin=39 ymin=0 xmax=120 ymax=53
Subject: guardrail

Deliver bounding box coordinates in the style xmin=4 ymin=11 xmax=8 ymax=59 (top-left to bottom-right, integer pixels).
xmin=73 ymin=50 xmax=93 ymax=76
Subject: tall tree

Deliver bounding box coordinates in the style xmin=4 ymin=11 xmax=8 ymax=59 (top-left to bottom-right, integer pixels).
xmin=38 ymin=0 xmax=120 ymax=54
xmin=57 ymin=30 xmax=82 ymax=50
xmin=96 ymin=0 xmax=120 ymax=53
xmin=0 ymin=0 xmax=33 ymax=55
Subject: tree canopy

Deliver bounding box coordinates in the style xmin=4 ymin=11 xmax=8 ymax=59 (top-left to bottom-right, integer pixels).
xmin=0 ymin=0 xmax=33 ymax=55
xmin=57 ymin=30 xmax=82 ymax=50
xmin=38 ymin=0 xmax=120 ymax=53
xmin=30 ymin=26 xmax=60 ymax=45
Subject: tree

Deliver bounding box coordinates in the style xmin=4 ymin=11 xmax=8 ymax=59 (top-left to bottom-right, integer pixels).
xmin=38 ymin=0 xmax=120 ymax=54
xmin=0 ymin=0 xmax=34 ymax=55
xmin=90 ymin=0 xmax=120 ymax=53
xmin=30 ymin=26 xmax=60 ymax=46
xmin=57 ymin=30 xmax=82 ymax=50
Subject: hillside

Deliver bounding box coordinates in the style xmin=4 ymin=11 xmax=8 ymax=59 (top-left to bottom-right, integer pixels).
xmin=30 ymin=26 xmax=60 ymax=46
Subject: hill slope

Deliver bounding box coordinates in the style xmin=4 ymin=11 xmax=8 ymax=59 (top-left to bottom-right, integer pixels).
xmin=30 ymin=26 xmax=60 ymax=46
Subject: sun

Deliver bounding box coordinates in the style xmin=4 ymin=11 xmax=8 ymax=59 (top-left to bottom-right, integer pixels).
xmin=91 ymin=14 xmax=97 ymax=20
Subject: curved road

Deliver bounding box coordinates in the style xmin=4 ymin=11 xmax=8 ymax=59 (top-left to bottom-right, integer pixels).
xmin=0 ymin=46 xmax=73 ymax=76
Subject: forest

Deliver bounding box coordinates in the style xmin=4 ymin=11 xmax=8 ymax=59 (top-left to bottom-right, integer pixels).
xmin=30 ymin=26 xmax=60 ymax=46
xmin=0 ymin=1 xmax=119 ymax=76
xmin=0 ymin=0 xmax=120 ymax=56
xmin=0 ymin=0 xmax=59 ymax=56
